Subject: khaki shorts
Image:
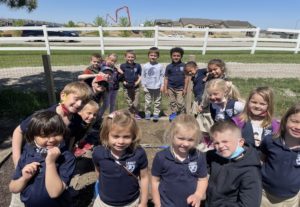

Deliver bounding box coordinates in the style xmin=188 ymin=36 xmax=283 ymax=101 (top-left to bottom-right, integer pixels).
xmin=261 ymin=189 xmax=300 ymax=207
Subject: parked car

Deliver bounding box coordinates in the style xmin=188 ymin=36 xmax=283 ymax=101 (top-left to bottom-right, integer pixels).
xmin=21 ymin=25 xmax=79 ymax=41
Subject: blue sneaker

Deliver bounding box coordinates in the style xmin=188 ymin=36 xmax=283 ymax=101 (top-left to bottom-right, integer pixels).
xmin=153 ymin=114 xmax=159 ymax=122
xmin=169 ymin=112 xmax=177 ymax=121
xmin=145 ymin=113 xmax=151 ymax=120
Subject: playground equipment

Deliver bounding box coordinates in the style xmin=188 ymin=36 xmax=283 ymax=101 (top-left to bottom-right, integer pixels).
xmin=105 ymin=6 xmax=131 ymax=26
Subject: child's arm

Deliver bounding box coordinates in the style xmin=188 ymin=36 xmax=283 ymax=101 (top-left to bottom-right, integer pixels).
xmin=12 ymin=125 xmax=24 ymax=168
xmin=183 ymin=75 xmax=190 ymax=96
xmin=45 ymin=147 xmax=66 ymax=198
xmin=78 ymin=73 xmax=98 ymax=80
xmin=163 ymin=77 xmax=168 ymax=95
xmin=187 ymin=177 xmax=208 ymax=207
xmin=151 ymin=175 xmax=161 ymax=207
xmin=9 ymin=162 xmax=41 ymax=193
xmin=135 ymin=75 xmax=142 ymax=86
xmin=138 ymin=167 xmax=149 ymax=207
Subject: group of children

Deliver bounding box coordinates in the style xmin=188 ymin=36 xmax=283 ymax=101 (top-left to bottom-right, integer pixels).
xmin=8 ymin=47 xmax=300 ymax=207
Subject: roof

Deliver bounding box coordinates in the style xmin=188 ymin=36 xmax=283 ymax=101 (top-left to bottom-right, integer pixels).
xmin=221 ymin=20 xmax=255 ymax=28
xmin=179 ymin=18 xmax=222 ymax=26
xmin=154 ymin=19 xmax=173 ymax=24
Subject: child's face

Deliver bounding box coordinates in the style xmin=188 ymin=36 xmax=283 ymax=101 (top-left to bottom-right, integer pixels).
xmin=148 ymin=52 xmax=158 ymax=63
xmin=185 ymin=66 xmax=197 ymax=76
xmin=108 ymin=125 xmax=133 ymax=156
xmin=125 ymin=53 xmax=136 ymax=64
xmin=171 ymin=52 xmax=182 ymax=63
xmin=34 ymin=134 xmax=63 ymax=149
xmin=248 ymin=93 xmax=268 ymax=117
xmin=60 ymin=92 xmax=84 ymax=113
xmin=90 ymin=56 xmax=102 ymax=68
xmin=106 ymin=56 xmax=117 ymax=66
xmin=172 ymin=126 xmax=197 ymax=157
xmin=212 ymin=130 xmax=244 ymax=158
xmin=207 ymin=64 xmax=223 ymax=78
xmin=208 ymin=88 xmax=226 ymax=104
xmin=286 ymin=112 xmax=300 ymax=139
xmin=78 ymin=105 xmax=98 ymax=124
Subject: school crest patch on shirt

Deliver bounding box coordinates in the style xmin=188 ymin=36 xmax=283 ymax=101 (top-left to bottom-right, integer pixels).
xmin=188 ymin=161 xmax=197 ymax=173
xmin=126 ymin=161 xmax=136 ymax=172
xmin=264 ymin=129 xmax=272 ymax=136
xmin=225 ymin=109 xmax=233 ymax=117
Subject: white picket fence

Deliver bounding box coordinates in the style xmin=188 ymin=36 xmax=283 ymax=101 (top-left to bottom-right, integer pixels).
xmin=0 ymin=25 xmax=300 ymax=55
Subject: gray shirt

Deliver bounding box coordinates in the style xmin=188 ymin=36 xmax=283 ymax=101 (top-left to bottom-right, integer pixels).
xmin=141 ymin=62 xmax=165 ymax=89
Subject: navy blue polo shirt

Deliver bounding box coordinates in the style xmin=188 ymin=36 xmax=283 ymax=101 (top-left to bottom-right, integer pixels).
xmin=92 ymin=145 xmax=148 ymax=206
xmin=152 ymin=147 xmax=207 ymax=207
xmin=261 ymin=137 xmax=300 ymax=198
xmin=165 ymin=61 xmax=185 ymax=89
xmin=191 ymin=69 xmax=207 ymax=103
xmin=120 ymin=62 xmax=142 ymax=89
xmin=13 ymin=142 xmax=75 ymax=207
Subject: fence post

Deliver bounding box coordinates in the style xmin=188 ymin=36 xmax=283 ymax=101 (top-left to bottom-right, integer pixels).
xmin=185 ymin=55 xmax=196 ymax=115
xmin=42 ymin=55 xmax=56 ymax=105
xmin=294 ymin=31 xmax=300 ymax=54
xmin=154 ymin=25 xmax=159 ymax=47
xmin=98 ymin=26 xmax=105 ymax=55
xmin=251 ymin=27 xmax=260 ymax=54
xmin=202 ymin=27 xmax=209 ymax=55
xmin=42 ymin=25 xmax=51 ymax=55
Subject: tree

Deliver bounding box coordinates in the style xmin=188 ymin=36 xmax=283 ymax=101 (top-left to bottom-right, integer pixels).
xmin=66 ymin=20 xmax=76 ymax=27
xmin=0 ymin=0 xmax=37 ymax=11
xmin=142 ymin=20 xmax=154 ymax=37
xmin=119 ymin=17 xmax=130 ymax=37
xmin=93 ymin=16 xmax=107 ymax=27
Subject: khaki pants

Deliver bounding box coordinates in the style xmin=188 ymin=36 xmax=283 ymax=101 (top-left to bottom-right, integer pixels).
xmin=9 ymin=193 xmax=25 ymax=207
xmin=261 ymin=189 xmax=300 ymax=207
xmin=124 ymin=87 xmax=140 ymax=114
xmin=144 ymin=88 xmax=161 ymax=116
xmin=93 ymin=195 xmax=139 ymax=207
xmin=167 ymin=88 xmax=185 ymax=114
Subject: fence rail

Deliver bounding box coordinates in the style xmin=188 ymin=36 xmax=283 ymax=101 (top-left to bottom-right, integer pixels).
xmin=0 ymin=26 xmax=300 ymax=55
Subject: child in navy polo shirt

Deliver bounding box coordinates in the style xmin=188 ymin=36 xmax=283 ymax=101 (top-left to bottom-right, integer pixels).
xmin=9 ymin=111 xmax=76 ymax=207
xmin=206 ymin=79 xmax=244 ymax=123
xmin=151 ymin=114 xmax=208 ymax=207
xmin=206 ymin=121 xmax=262 ymax=207
xmin=164 ymin=47 xmax=188 ymax=121
xmin=120 ymin=50 xmax=142 ymax=119
xmin=92 ymin=110 xmax=149 ymax=207
xmin=261 ymin=103 xmax=300 ymax=207
xmin=232 ymin=87 xmax=280 ymax=150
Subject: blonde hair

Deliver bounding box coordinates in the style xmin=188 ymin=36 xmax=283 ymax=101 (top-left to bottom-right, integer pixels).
xmin=164 ymin=114 xmax=201 ymax=146
xmin=239 ymin=87 xmax=274 ymax=128
xmin=80 ymin=100 xmax=99 ymax=112
xmin=61 ymin=81 xmax=92 ymax=104
xmin=100 ymin=110 xmax=140 ymax=150
xmin=205 ymin=79 xmax=242 ymax=101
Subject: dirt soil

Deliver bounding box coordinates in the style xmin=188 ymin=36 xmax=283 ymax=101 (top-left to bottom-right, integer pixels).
xmin=0 ymin=119 xmax=170 ymax=207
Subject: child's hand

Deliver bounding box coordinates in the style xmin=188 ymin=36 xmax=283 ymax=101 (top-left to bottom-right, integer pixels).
xmin=138 ymin=203 xmax=148 ymax=207
xmin=187 ymin=193 xmax=201 ymax=207
xmin=22 ymin=162 xmax=40 ymax=180
xmin=45 ymin=147 xmax=61 ymax=164
xmin=160 ymin=86 xmax=164 ymax=93
xmin=198 ymin=105 xmax=203 ymax=112
xmin=183 ymin=89 xmax=187 ymax=96
xmin=123 ymin=81 xmax=127 ymax=86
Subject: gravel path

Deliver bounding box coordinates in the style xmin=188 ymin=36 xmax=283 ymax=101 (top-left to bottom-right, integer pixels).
xmin=0 ymin=63 xmax=299 ymax=90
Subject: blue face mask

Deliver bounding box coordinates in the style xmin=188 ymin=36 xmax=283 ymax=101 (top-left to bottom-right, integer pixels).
xmin=216 ymin=144 xmax=245 ymax=159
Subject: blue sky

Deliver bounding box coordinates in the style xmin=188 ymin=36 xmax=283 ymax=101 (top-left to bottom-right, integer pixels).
xmin=0 ymin=0 xmax=300 ymax=29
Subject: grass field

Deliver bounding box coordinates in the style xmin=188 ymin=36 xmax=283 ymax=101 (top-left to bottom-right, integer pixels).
xmin=1 ymin=50 xmax=300 ymax=68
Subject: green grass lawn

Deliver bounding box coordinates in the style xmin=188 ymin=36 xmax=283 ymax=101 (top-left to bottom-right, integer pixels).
xmin=0 ymin=50 xmax=300 ymax=68
xmin=1 ymin=78 xmax=299 ymax=121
